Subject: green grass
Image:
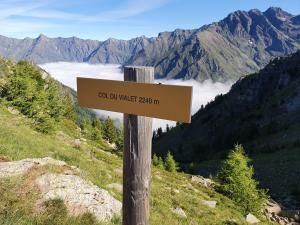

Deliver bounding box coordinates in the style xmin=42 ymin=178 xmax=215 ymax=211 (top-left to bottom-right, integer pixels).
xmin=0 ymin=104 xmax=274 ymax=225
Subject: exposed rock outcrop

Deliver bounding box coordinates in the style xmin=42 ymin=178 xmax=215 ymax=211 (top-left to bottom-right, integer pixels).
xmin=0 ymin=157 xmax=66 ymax=178
xmin=0 ymin=158 xmax=122 ymax=222
xmin=171 ymin=207 xmax=187 ymax=218
xmin=202 ymin=200 xmax=217 ymax=208
xmin=191 ymin=175 xmax=215 ymax=188
xmin=36 ymin=173 xmax=122 ymax=221
xmin=246 ymin=213 xmax=260 ymax=224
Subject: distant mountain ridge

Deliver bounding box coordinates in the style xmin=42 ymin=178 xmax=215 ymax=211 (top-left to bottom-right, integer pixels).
xmin=0 ymin=7 xmax=299 ymax=82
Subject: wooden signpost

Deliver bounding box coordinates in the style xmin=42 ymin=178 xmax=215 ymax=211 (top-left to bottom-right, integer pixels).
xmin=77 ymin=66 xmax=192 ymax=225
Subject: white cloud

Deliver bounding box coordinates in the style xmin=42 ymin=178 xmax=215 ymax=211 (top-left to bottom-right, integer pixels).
xmin=0 ymin=0 xmax=59 ymax=34
xmin=39 ymin=62 xmax=232 ymax=130
xmin=98 ymin=0 xmax=172 ymax=21
xmin=0 ymin=1 xmax=49 ymax=19
xmin=4 ymin=0 xmax=172 ymax=22
xmin=0 ymin=0 xmax=172 ymax=35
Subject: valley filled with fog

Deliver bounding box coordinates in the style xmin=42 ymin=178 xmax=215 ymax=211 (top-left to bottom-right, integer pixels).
xmin=40 ymin=62 xmax=232 ymax=130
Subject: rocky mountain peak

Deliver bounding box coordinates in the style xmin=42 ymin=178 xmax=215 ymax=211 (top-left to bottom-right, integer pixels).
xmin=264 ymin=7 xmax=293 ymax=19
xmin=37 ymin=33 xmax=48 ymax=40
xmin=248 ymin=8 xmax=262 ymax=15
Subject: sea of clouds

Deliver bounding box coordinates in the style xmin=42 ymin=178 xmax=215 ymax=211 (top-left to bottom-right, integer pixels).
xmin=40 ymin=62 xmax=233 ymax=130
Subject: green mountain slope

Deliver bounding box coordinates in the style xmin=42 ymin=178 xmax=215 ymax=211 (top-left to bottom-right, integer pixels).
xmin=0 ymin=58 xmax=274 ymax=224
xmin=153 ymin=50 xmax=300 ymax=197
xmin=0 ymin=83 xmax=273 ymax=225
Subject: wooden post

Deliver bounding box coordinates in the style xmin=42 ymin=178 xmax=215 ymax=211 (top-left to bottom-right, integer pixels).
xmin=123 ymin=66 xmax=154 ymax=225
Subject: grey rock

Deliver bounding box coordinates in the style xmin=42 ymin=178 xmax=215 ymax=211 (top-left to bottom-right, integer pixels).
xmin=172 ymin=189 xmax=180 ymax=194
xmin=246 ymin=213 xmax=260 ymax=224
xmin=191 ymin=175 xmax=215 ymax=188
xmin=7 ymin=107 xmax=19 ymax=115
xmin=265 ymin=199 xmax=282 ymax=214
xmin=36 ymin=173 xmax=121 ymax=221
xmin=171 ymin=207 xmax=187 ymax=218
xmin=202 ymin=200 xmax=217 ymax=208
xmin=73 ymin=139 xmax=81 ymax=148
xmin=0 ymin=157 xmax=66 ymax=178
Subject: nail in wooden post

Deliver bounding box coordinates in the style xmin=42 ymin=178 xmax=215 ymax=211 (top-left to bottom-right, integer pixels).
xmin=123 ymin=66 xmax=154 ymax=225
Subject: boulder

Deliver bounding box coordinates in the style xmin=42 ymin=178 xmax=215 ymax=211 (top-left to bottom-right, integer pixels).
xmin=36 ymin=173 xmax=121 ymax=221
xmin=171 ymin=207 xmax=187 ymax=218
xmin=246 ymin=213 xmax=260 ymax=224
xmin=73 ymin=139 xmax=81 ymax=148
xmin=191 ymin=175 xmax=214 ymax=188
xmin=265 ymin=199 xmax=281 ymax=214
xmin=202 ymin=200 xmax=217 ymax=208
xmin=172 ymin=189 xmax=180 ymax=194
xmin=7 ymin=107 xmax=19 ymax=115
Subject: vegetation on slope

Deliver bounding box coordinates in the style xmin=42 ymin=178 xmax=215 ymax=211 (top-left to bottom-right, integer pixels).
xmin=0 ymin=104 xmax=274 ymax=225
xmin=0 ymin=58 xmax=122 ymax=149
xmin=217 ymin=145 xmax=268 ymax=217
xmin=0 ymin=59 xmax=273 ymax=224
xmin=153 ymin=51 xmax=300 ymax=197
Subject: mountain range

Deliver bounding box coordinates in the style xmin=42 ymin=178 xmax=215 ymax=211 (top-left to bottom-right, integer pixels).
xmin=0 ymin=7 xmax=299 ymax=82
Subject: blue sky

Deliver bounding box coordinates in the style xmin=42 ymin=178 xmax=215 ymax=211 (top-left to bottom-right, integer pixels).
xmin=1 ymin=0 xmax=300 ymax=40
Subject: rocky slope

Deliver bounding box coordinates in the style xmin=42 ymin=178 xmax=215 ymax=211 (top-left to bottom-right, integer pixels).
xmin=153 ymin=50 xmax=300 ymax=196
xmin=0 ymin=7 xmax=299 ymax=81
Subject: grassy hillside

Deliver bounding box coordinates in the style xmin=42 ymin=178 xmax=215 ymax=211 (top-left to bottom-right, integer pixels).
xmin=153 ymin=51 xmax=300 ymax=198
xmin=0 ymin=59 xmax=273 ymax=224
xmin=0 ymin=103 xmax=274 ymax=225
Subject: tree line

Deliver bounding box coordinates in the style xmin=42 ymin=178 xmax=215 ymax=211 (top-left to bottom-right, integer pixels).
xmin=0 ymin=60 xmax=122 ymax=149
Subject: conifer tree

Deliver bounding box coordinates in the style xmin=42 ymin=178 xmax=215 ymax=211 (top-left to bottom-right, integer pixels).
xmin=157 ymin=127 xmax=163 ymax=138
xmin=164 ymin=151 xmax=178 ymax=172
xmin=103 ymin=117 xmax=117 ymax=143
xmin=91 ymin=118 xmax=102 ymax=141
xmin=217 ymin=144 xmax=268 ymax=216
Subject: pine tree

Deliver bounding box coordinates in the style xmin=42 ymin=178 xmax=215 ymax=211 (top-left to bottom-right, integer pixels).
xmin=81 ymin=118 xmax=93 ymax=137
xmin=166 ymin=124 xmax=170 ymax=132
xmin=91 ymin=118 xmax=102 ymax=141
xmin=46 ymin=80 xmax=64 ymax=120
xmin=62 ymin=94 xmax=76 ymax=121
xmin=103 ymin=117 xmax=117 ymax=143
xmin=164 ymin=151 xmax=177 ymax=172
xmin=157 ymin=127 xmax=163 ymax=138
xmin=152 ymin=154 xmax=165 ymax=170
xmin=217 ymin=144 xmax=268 ymax=216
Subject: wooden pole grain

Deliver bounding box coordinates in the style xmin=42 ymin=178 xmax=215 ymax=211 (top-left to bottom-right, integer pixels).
xmin=123 ymin=66 xmax=154 ymax=225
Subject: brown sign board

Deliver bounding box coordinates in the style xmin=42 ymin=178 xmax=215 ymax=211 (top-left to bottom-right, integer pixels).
xmin=77 ymin=77 xmax=193 ymax=123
